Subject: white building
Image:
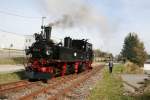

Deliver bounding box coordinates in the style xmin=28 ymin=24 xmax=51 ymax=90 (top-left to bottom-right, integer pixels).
xmin=144 ymin=59 xmax=150 ymax=74
xmin=0 ymin=32 xmax=36 ymax=50
xmin=0 ymin=32 xmax=25 ymax=50
xmin=24 ymin=35 xmax=35 ymax=49
xmin=0 ymin=32 xmax=62 ymax=50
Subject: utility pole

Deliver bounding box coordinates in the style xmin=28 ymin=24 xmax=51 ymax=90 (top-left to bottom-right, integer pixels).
xmin=9 ymin=44 xmax=13 ymax=58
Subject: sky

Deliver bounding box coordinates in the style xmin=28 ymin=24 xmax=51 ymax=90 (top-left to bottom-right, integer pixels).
xmin=0 ymin=0 xmax=150 ymax=55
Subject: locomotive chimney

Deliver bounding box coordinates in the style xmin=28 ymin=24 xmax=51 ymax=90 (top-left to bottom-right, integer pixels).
xmin=44 ymin=26 xmax=52 ymax=42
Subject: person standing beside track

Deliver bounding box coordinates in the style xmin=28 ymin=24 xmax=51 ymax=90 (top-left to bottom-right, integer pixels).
xmin=108 ymin=60 xmax=113 ymax=73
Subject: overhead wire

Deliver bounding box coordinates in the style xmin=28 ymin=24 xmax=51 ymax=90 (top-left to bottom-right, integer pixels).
xmin=0 ymin=9 xmax=41 ymax=19
xmin=0 ymin=9 xmax=86 ymax=39
xmin=0 ymin=27 xmax=23 ymax=36
xmin=0 ymin=9 xmax=44 ymax=35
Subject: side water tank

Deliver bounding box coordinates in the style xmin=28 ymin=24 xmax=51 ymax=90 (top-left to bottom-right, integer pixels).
xmin=64 ymin=37 xmax=72 ymax=48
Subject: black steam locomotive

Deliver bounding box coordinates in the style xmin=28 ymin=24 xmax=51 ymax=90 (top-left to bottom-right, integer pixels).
xmin=25 ymin=25 xmax=93 ymax=82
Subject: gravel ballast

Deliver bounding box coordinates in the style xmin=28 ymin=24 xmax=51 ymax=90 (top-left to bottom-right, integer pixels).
xmin=64 ymin=66 xmax=103 ymax=100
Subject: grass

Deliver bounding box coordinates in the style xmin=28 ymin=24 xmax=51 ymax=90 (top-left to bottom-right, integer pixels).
xmin=89 ymin=64 xmax=133 ymax=100
xmin=0 ymin=57 xmax=26 ymax=65
xmin=0 ymin=71 xmax=26 ymax=84
xmin=89 ymin=64 xmax=150 ymax=100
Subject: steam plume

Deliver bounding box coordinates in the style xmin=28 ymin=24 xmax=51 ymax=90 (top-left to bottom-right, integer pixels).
xmin=42 ymin=0 xmax=110 ymax=33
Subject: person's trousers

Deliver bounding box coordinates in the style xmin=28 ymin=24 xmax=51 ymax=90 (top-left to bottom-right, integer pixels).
xmin=109 ymin=67 xmax=113 ymax=73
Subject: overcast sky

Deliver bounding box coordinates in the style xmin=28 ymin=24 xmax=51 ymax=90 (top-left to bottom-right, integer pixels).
xmin=0 ymin=0 xmax=150 ymax=55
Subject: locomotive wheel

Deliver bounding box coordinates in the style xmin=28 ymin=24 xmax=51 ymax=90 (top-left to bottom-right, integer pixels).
xmin=28 ymin=79 xmax=33 ymax=82
xmin=78 ymin=63 xmax=86 ymax=73
xmin=66 ymin=64 xmax=75 ymax=75
xmin=42 ymin=79 xmax=48 ymax=83
xmin=82 ymin=63 xmax=86 ymax=71
xmin=54 ymin=68 xmax=61 ymax=77
xmin=70 ymin=64 xmax=75 ymax=74
xmin=77 ymin=63 xmax=82 ymax=73
xmin=28 ymin=78 xmax=38 ymax=82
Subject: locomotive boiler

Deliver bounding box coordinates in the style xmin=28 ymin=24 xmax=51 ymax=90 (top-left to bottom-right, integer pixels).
xmin=25 ymin=25 xmax=93 ymax=82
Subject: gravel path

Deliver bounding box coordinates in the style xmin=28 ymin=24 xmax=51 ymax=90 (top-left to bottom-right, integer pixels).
xmin=64 ymin=66 xmax=103 ymax=100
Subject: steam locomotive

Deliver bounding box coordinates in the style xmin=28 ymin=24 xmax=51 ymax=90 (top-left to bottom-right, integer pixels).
xmin=25 ymin=25 xmax=93 ymax=82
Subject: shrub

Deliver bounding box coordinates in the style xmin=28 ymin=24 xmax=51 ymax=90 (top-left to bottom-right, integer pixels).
xmin=124 ymin=61 xmax=143 ymax=74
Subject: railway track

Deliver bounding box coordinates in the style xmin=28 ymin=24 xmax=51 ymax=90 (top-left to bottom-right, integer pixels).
xmin=0 ymin=65 xmax=103 ymax=100
xmin=0 ymin=80 xmax=33 ymax=93
xmin=20 ymin=65 xmax=103 ymax=100
xmin=49 ymin=65 xmax=103 ymax=100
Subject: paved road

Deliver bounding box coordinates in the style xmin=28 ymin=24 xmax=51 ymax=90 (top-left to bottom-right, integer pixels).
xmin=0 ymin=65 xmax=25 ymax=73
xmin=122 ymin=74 xmax=149 ymax=88
xmin=121 ymin=74 xmax=150 ymax=92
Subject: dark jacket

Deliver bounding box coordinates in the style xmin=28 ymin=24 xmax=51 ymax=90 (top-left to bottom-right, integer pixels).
xmin=108 ymin=61 xmax=113 ymax=67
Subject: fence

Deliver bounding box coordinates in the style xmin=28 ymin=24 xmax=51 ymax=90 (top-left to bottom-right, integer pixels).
xmin=0 ymin=49 xmax=25 ymax=58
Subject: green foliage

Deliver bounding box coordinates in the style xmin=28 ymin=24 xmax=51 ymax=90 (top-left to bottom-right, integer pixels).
xmin=147 ymin=54 xmax=150 ymax=59
xmin=93 ymin=49 xmax=113 ymax=62
xmin=121 ymin=33 xmax=147 ymax=67
xmin=93 ymin=49 xmax=113 ymax=57
xmin=115 ymin=54 xmax=124 ymax=62
xmin=93 ymin=49 xmax=101 ymax=57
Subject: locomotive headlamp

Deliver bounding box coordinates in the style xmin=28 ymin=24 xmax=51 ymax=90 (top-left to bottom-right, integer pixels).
xmin=46 ymin=48 xmax=52 ymax=56
xmin=74 ymin=52 xmax=77 ymax=57
xmin=46 ymin=50 xmax=50 ymax=55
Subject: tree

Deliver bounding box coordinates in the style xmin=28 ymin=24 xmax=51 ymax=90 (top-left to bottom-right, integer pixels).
xmin=121 ymin=32 xmax=147 ymax=67
xmin=93 ymin=49 xmax=113 ymax=58
xmin=93 ymin=49 xmax=102 ymax=57
xmin=147 ymin=54 xmax=150 ymax=59
xmin=115 ymin=54 xmax=123 ymax=62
